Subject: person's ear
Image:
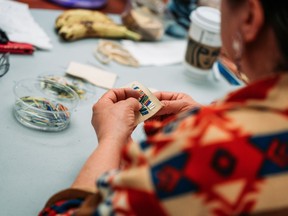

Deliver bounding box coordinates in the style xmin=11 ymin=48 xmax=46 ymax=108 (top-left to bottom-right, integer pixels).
xmin=240 ymin=0 xmax=265 ymax=42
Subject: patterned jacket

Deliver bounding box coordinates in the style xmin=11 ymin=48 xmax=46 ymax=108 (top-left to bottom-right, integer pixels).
xmin=39 ymin=73 xmax=288 ymax=216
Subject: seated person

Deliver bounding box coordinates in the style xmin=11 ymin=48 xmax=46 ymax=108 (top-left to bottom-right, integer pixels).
xmin=39 ymin=0 xmax=288 ymax=215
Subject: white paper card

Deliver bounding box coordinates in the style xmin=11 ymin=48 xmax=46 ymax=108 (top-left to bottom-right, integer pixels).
xmin=66 ymin=62 xmax=117 ymax=89
xmin=124 ymin=81 xmax=163 ymax=123
xmin=121 ymin=40 xmax=187 ymax=66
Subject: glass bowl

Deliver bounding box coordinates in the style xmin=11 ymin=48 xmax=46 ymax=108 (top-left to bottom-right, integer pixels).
xmin=13 ymin=78 xmax=79 ymax=131
xmin=38 ymin=73 xmax=96 ymax=103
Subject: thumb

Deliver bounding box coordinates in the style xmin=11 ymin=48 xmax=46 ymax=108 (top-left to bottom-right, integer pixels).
xmin=126 ymin=97 xmax=142 ymax=111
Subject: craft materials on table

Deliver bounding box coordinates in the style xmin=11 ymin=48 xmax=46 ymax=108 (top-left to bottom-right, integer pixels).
xmin=94 ymin=40 xmax=139 ymax=67
xmin=13 ymin=78 xmax=79 ymax=131
xmin=41 ymin=75 xmax=86 ymax=99
xmin=124 ymin=81 xmax=163 ymax=123
xmin=66 ymin=61 xmax=117 ymax=89
xmin=39 ymin=74 xmax=96 ymax=101
xmin=14 ymin=96 xmax=70 ymax=130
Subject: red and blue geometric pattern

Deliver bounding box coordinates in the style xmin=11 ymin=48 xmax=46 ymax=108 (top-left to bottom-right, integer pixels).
xmin=39 ymin=74 xmax=288 ymax=216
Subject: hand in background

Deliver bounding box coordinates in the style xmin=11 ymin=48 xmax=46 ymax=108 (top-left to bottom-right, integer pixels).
xmin=92 ymin=88 xmax=141 ymax=148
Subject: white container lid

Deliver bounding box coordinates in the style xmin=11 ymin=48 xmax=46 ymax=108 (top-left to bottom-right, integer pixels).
xmin=190 ymin=6 xmax=221 ymax=33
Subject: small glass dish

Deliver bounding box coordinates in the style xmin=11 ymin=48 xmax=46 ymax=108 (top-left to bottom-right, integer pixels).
xmin=13 ymin=78 xmax=79 ymax=131
xmin=38 ymin=73 xmax=96 ymax=103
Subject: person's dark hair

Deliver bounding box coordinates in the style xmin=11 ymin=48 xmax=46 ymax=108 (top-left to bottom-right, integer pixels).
xmin=228 ymin=0 xmax=288 ymax=70
xmin=260 ymin=0 xmax=288 ymax=70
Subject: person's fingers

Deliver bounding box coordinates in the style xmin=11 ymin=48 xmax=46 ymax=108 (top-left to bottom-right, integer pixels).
xmin=102 ymin=88 xmax=141 ymax=103
xmin=154 ymin=91 xmax=177 ymax=101
xmin=123 ymin=97 xmax=142 ymax=111
xmin=156 ymin=100 xmax=184 ymax=115
xmin=154 ymin=91 xmax=190 ymax=101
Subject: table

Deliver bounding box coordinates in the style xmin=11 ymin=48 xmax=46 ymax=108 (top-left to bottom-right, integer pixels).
xmin=0 ymin=9 xmax=237 ymax=216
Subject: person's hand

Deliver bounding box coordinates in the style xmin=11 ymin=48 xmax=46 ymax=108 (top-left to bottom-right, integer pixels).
xmin=153 ymin=91 xmax=201 ymax=117
xmin=92 ymin=88 xmax=141 ymax=148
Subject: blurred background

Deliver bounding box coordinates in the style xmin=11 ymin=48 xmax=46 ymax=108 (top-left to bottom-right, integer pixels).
xmin=18 ymin=0 xmax=128 ymax=13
